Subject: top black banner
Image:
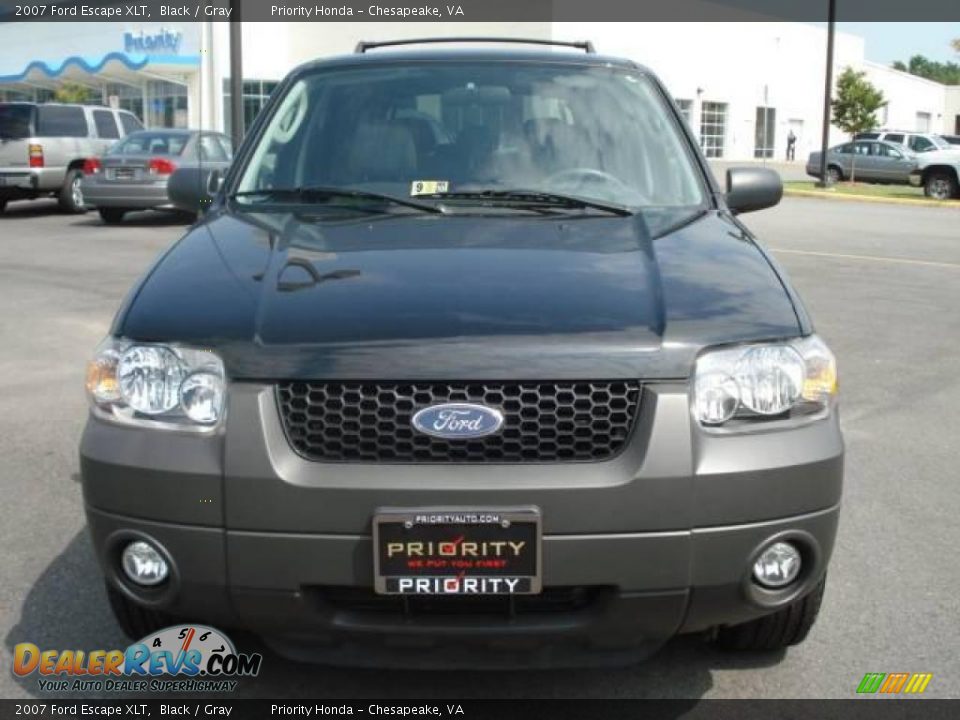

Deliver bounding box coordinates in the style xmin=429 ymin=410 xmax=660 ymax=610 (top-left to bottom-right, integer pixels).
xmin=0 ymin=0 xmax=958 ymax=22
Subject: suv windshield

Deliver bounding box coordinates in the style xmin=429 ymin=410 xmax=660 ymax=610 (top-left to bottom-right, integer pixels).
xmin=236 ymin=62 xmax=706 ymax=222
xmin=0 ymin=104 xmax=34 ymax=140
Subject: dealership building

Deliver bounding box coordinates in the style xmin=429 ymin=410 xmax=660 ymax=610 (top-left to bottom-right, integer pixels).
xmin=1 ymin=20 xmax=957 ymax=161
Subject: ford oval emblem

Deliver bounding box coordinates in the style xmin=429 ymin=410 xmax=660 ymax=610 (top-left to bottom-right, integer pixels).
xmin=411 ymin=403 xmax=504 ymax=439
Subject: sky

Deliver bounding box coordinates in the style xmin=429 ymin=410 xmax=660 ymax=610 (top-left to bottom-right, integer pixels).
xmin=810 ymin=22 xmax=960 ymax=65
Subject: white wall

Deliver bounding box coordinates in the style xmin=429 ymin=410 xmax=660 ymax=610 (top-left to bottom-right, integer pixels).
xmin=944 ymin=86 xmax=960 ymax=135
xmin=863 ymin=61 xmax=946 ymax=133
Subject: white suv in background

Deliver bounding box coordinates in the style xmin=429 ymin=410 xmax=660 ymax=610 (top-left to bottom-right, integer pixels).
xmin=854 ymin=130 xmax=952 ymax=155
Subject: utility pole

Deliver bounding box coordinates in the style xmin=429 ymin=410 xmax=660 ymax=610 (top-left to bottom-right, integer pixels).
xmin=229 ymin=0 xmax=243 ymax=147
xmin=816 ymin=0 xmax=837 ymax=187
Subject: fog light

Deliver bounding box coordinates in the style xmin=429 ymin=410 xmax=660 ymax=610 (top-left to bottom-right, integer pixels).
xmin=752 ymin=541 xmax=801 ymax=588
xmin=121 ymin=540 xmax=169 ymax=586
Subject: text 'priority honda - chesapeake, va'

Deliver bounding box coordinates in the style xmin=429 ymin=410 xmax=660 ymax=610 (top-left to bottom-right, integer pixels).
xmin=81 ymin=39 xmax=843 ymax=668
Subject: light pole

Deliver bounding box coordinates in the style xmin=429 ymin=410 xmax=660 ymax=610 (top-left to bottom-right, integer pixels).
xmin=816 ymin=0 xmax=837 ymax=187
xmin=229 ymin=0 xmax=243 ymax=147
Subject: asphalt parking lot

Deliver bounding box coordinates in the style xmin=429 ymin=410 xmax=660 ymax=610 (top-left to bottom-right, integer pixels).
xmin=1 ymin=196 xmax=958 ymax=699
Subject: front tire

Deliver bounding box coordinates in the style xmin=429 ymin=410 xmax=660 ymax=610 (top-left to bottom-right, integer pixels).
xmin=58 ymin=169 xmax=87 ymax=213
xmin=715 ymin=575 xmax=826 ymax=651
xmin=106 ymin=583 xmax=174 ymax=640
xmin=99 ymin=208 xmax=126 ymax=224
xmin=924 ymin=171 xmax=958 ymax=201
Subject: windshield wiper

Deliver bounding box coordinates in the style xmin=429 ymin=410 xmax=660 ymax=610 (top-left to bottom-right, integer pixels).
xmin=418 ymin=189 xmax=634 ymax=217
xmin=230 ymin=186 xmax=444 ymax=214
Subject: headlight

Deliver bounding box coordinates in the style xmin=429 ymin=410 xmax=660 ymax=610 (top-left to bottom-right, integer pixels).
xmin=85 ymin=339 xmax=226 ymax=431
xmin=694 ymin=335 xmax=836 ymax=429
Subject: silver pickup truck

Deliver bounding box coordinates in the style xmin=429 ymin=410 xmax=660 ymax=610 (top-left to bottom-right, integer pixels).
xmin=0 ymin=102 xmax=143 ymax=213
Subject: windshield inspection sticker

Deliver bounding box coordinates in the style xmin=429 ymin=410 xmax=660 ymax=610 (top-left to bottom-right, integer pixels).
xmin=411 ymin=180 xmax=449 ymax=196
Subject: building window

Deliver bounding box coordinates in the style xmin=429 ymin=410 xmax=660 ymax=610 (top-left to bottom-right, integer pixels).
xmin=223 ymin=79 xmax=279 ymax=138
xmin=915 ymin=112 xmax=931 ymax=133
xmin=700 ymin=101 xmax=727 ymax=158
xmin=754 ymin=106 xmax=776 ymax=159
xmin=675 ymin=98 xmax=692 ymax=124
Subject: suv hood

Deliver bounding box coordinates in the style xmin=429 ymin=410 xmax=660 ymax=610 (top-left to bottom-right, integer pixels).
xmin=116 ymin=208 xmax=803 ymax=380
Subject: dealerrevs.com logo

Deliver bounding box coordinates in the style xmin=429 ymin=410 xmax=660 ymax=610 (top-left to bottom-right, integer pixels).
xmin=13 ymin=625 xmax=262 ymax=693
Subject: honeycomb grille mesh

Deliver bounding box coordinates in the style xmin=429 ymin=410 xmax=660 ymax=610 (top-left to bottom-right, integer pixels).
xmin=276 ymin=381 xmax=641 ymax=463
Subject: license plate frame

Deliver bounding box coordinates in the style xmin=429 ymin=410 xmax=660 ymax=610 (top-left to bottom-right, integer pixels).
xmin=373 ymin=507 xmax=542 ymax=596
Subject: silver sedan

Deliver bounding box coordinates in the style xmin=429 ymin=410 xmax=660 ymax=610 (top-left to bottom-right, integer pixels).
xmin=806 ymin=140 xmax=917 ymax=184
xmin=81 ymin=129 xmax=232 ymax=223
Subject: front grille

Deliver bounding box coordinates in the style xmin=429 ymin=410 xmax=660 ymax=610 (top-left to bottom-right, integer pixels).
xmin=307 ymin=585 xmax=610 ymax=617
xmin=276 ymin=381 xmax=641 ymax=463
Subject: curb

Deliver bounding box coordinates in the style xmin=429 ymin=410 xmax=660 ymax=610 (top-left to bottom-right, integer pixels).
xmin=783 ymin=188 xmax=960 ymax=209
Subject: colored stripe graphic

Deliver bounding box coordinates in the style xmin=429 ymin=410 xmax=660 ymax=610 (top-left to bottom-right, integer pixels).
xmin=857 ymin=673 xmax=885 ymax=694
xmin=903 ymin=674 xmax=933 ymax=694
xmin=880 ymin=673 xmax=910 ymax=693
xmin=857 ymin=672 xmax=932 ymax=694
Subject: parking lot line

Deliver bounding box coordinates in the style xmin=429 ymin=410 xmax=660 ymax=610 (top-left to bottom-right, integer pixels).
xmin=769 ymin=248 xmax=960 ymax=270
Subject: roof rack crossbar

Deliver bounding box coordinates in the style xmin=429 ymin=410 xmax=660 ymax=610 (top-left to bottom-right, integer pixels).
xmin=354 ymin=37 xmax=595 ymax=54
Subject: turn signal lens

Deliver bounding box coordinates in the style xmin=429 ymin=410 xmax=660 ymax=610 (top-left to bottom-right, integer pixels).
xmin=85 ymin=348 xmax=121 ymax=405
xmin=82 ymin=158 xmax=102 ymax=175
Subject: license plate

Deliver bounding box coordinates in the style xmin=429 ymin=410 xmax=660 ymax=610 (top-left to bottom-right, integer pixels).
xmin=110 ymin=168 xmax=136 ymax=180
xmin=373 ymin=508 xmax=541 ymax=595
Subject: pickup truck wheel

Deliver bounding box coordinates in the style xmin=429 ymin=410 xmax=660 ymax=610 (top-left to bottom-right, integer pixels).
xmin=715 ymin=575 xmax=826 ymax=651
xmin=924 ymin=172 xmax=957 ymax=201
xmin=106 ymin=583 xmax=175 ymax=640
xmin=58 ymin=169 xmax=87 ymax=213
xmin=99 ymin=208 xmax=126 ymax=224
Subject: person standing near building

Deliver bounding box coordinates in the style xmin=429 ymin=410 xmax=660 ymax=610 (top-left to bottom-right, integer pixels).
xmin=786 ymin=129 xmax=797 ymax=161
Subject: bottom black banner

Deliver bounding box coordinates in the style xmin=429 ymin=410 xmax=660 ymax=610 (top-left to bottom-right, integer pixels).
xmin=0 ymin=700 xmax=957 ymax=720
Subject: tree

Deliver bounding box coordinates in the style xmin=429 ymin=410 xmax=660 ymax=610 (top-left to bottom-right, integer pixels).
xmin=831 ymin=67 xmax=886 ymax=183
xmin=53 ymin=82 xmax=92 ymax=104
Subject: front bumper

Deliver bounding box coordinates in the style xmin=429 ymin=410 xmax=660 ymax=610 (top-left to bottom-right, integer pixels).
xmin=80 ymin=382 xmax=843 ymax=667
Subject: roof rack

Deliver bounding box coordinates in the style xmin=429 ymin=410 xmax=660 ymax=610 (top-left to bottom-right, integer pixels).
xmin=354 ymin=37 xmax=595 ymax=54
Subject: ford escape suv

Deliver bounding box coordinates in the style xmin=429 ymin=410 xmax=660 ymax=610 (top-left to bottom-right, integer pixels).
xmin=80 ymin=39 xmax=843 ymax=668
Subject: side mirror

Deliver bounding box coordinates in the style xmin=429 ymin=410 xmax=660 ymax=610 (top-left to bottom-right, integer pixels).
xmin=167 ymin=166 xmax=227 ymax=214
xmin=725 ymin=167 xmax=783 ymax=215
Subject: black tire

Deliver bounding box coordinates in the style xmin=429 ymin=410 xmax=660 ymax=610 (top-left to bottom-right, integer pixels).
xmin=99 ymin=208 xmax=126 ymax=224
xmin=715 ymin=575 xmax=826 ymax=651
xmin=826 ymin=165 xmax=842 ymax=184
xmin=106 ymin=583 xmax=175 ymax=640
xmin=923 ymin=171 xmax=958 ymax=201
xmin=58 ymin=169 xmax=87 ymax=213
xmin=0 ymin=198 xmax=7 ymax=214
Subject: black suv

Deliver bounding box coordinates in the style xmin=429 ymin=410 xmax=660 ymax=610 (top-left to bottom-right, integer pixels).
xmin=81 ymin=40 xmax=842 ymax=668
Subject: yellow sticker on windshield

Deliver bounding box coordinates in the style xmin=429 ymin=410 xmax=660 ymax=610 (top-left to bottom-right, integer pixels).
xmin=410 ymin=180 xmax=449 ymax=196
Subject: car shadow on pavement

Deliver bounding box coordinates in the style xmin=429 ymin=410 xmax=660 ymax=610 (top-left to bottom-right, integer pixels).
xmin=70 ymin=211 xmax=194 ymax=228
xmin=6 ymin=529 xmax=782 ymax=702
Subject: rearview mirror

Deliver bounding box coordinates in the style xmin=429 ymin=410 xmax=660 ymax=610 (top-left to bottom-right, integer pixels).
xmin=167 ymin=166 xmax=227 ymax=214
xmin=725 ymin=167 xmax=783 ymax=215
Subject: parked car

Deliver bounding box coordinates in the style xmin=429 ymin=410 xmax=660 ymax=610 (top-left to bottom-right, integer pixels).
xmin=908 ymin=149 xmax=960 ymax=200
xmin=81 ymin=129 xmax=233 ymax=223
xmin=806 ymin=139 xmax=917 ymax=183
xmin=0 ymin=102 xmax=142 ymax=214
xmin=81 ymin=39 xmax=842 ymax=667
xmin=853 ymin=129 xmax=952 ymax=155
